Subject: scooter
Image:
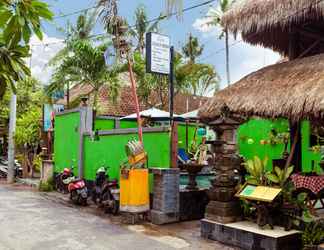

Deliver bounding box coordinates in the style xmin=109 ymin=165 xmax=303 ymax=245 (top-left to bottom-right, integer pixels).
xmin=0 ymin=158 xmax=23 ymax=178
xmin=92 ymin=166 xmax=119 ymax=215
xmin=55 ymin=166 xmax=74 ymax=193
xmin=68 ymin=177 xmax=88 ymax=206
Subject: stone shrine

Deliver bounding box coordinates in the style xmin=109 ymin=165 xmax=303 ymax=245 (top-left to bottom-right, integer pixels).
xmin=205 ymin=107 xmax=242 ymax=223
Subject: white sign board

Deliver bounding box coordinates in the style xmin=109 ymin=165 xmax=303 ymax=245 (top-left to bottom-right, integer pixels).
xmin=104 ymin=46 xmax=116 ymax=67
xmin=146 ymin=32 xmax=170 ymax=75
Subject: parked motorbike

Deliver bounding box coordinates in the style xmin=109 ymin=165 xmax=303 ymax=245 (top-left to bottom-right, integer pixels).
xmin=0 ymin=157 xmax=23 ymax=178
xmin=92 ymin=166 xmax=119 ymax=215
xmin=68 ymin=178 xmax=88 ymax=206
xmin=55 ymin=166 xmax=74 ymax=193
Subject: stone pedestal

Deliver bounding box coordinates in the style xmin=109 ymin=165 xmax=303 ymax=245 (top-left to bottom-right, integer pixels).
xmin=150 ymin=168 xmax=180 ymax=225
xmin=201 ymin=219 xmax=302 ymax=250
xmin=179 ymin=188 xmax=209 ymax=221
xmin=41 ymin=160 xmax=54 ymax=182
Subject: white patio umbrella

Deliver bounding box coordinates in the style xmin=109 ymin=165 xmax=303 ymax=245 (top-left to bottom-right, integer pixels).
xmin=121 ymin=107 xmax=180 ymax=120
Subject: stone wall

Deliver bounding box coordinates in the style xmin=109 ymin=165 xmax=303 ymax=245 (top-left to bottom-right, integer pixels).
xmin=150 ymin=168 xmax=180 ymax=225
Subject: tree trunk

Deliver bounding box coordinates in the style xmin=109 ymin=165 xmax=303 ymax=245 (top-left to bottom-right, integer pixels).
xmin=7 ymin=93 xmax=17 ymax=184
xmin=225 ymin=29 xmax=231 ymax=87
xmin=66 ymin=82 xmax=70 ymax=109
xmin=93 ymin=89 xmax=98 ymax=110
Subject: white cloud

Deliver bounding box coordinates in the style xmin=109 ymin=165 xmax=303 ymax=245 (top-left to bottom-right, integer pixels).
xmin=28 ymin=33 xmax=65 ymax=85
xmin=193 ymin=13 xmax=281 ymax=89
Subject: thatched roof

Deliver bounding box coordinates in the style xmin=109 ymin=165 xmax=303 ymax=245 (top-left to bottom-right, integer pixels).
xmin=199 ymin=53 xmax=324 ymax=122
xmin=57 ymin=84 xmax=209 ymax=117
xmin=222 ymin=0 xmax=324 ymax=56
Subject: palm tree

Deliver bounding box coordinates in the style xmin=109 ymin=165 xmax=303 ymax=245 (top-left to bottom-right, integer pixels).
xmin=165 ymin=0 xmax=183 ymax=17
xmin=50 ymin=40 xmax=121 ymax=110
xmin=129 ymin=5 xmax=164 ymax=55
xmin=49 ymin=10 xmax=97 ymax=66
xmin=206 ymin=0 xmax=235 ymax=86
xmin=47 ymin=11 xmax=98 ymax=107
xmin=182 ymin=33 xmax=203 ymax=64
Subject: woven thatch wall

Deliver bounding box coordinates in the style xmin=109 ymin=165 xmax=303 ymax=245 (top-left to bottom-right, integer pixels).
xmin=199 ymin=53 xmax=324 ymax=122
xmin=222 ymin=0 xmax=324 ymax=56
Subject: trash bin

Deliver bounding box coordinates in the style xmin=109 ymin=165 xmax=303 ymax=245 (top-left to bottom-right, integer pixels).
xmin=120 ymin=168 xmax=149 ymax=213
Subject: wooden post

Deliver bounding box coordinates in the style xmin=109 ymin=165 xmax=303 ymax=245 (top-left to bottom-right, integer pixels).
xmin=185 ymin=120 xmax=189 ymax=153
xmin=285 ymin=122 xmax=300 ymax=171
xmin=171 ymin=122 xmax=178 ymax=168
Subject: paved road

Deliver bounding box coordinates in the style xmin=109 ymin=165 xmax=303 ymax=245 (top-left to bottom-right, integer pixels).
xmin=0 ymin=185 xmax=236 ymax=250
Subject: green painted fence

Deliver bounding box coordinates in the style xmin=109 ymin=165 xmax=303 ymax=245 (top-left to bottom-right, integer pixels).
xmin=54 ymin=111 xmax=80 ymax=176
xmin=83 ymin=130 xmax=170 ymax=181
xmin=94 ymin=118 xmax=115 ymax=130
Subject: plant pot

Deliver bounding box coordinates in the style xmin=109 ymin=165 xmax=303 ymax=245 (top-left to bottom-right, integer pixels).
xmin=303 ymin=245 xmax=318 ymax=250
xmin=319 ymin=160 xmax=324 ymax=172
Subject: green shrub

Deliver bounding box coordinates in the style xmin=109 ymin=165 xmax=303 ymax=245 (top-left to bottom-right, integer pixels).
xmin=39 ymin=177 xmax=54 ymax=192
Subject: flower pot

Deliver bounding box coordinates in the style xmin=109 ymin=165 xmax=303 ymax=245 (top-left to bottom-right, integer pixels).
xmin=303 ymin=245 xmax=318 ymax=250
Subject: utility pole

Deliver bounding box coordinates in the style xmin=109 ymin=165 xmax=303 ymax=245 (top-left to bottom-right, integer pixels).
xmin=169 ymin=46 xmax=174 ymax=124
xmin=7 ymin=92 xmax=17 ymax=183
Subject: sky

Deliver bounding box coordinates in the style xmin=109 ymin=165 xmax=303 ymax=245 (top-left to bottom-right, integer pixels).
xmin=30 ymin=0 xmax=281 ymax=91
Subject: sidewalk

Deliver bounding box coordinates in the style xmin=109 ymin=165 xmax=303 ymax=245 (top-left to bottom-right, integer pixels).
xmin=0 ymin=180 xmax=238 ymax=249
xmin=41 ymin=190 xmax=238 ymax=250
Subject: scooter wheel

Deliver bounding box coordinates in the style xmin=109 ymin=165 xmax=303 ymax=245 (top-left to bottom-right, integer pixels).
xmin=112 ymin=200 xmax=119 ymax=215
xmin=81 ymin=197 xmax=87 ymax=206
xmin=70 ymin=190 xmax=78 ymax=204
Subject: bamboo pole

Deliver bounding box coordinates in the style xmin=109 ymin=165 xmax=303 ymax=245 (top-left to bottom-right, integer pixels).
xmin=127 ymin=55 xmax=143 ymax=143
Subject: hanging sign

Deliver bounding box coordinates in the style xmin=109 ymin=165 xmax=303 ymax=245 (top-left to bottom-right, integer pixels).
xmin=43 ymin=104 xmax=64 ymax=132
xmin=146 ymin=32 xmax=170 ymax=75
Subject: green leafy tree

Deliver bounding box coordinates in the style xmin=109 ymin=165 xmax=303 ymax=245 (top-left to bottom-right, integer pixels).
xmin=206 ymin=0 xmax=236 ymax=86
xmin=48 ymin=10 xmax=98 ymax=67
xmin=0 ymin=77 xmax=44 ymax=124
xmin=129 ymin=5 xmax=164 ymax=54
xmin=49 ymin=40 xmax=122 ymax=110
xmin=0 ymin=0 xmax=53 ymax=97
xmin=182 ymin=33 xmax=203 ymax=64
xmin=177 ymin=63 xmax=220 ymax=96
xmin=15 ymin=107 xmax=41 ymax=148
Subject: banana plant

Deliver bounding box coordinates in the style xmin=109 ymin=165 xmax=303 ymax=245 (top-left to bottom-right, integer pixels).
xmin=243 ymin=156 xmax=269 ymax=185
xmin=266 ymin=165 xmax=294 ymax=187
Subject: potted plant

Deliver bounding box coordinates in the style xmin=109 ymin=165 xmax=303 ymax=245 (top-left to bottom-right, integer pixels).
xmin=319 ymin=146 xmax=324 ymax=172
xmin=302 ymin=221 xmax=324 ymax=250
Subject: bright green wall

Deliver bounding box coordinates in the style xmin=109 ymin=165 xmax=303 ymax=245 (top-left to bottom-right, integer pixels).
xmin=83 ymin=131 xmax=170 ymax=181
xmin=238 ymin=118 xmax=289 ymax=171
xmin=54 ymin=111 xmax=80 ymax=176
xmin=95 ymin=118 xmax=115 ymax=130
xmin=120 ymin=120 xmax=137 ymax=129
xmin=301 ymin=121 xmax=321 ymax=173
xmin=177 ymin=123 xmax=202 ymax=150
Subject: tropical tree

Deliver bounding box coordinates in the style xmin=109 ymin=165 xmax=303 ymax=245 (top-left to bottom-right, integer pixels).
xmin=48 ymin=10 xmax=98 ymax=67
xmin=177 ymin=63 xmax=220 ymax=96
xmin=49 ymin=40 xmax=121 ymax=110
xmin=181 ymin=34 xmax=219 ymax=96
xmin=0 ymin=0 xmax=53 ymax=97
xmin=182 ymin=33 xmax=203 ymax=64
xmin=129 ymin=5 xmax=164 ymax=54
xmin=206 ymin=0 xmax=235 ymax=86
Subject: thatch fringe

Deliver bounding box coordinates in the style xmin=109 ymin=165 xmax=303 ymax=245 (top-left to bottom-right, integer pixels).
xmin=199 ymin=53 xmax=324 ymax=122
xmin=222 ymin=0 xmax=324 ymax=56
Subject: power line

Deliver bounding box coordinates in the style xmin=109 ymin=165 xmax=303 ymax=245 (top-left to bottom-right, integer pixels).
xmin=32 ymin=0 xmax=217 ymax=47
xmin=199 ymin=0 xmax=324 ymax=61
xmin=53 ymin=6 xmax=97 ymax=19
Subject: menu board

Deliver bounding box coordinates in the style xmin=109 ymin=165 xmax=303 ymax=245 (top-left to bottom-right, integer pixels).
xmin=236 ymin=183 xmax=282 ymax=202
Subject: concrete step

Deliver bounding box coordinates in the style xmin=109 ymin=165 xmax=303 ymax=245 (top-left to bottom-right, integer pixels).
xmin=201 ymin=219 xmax=302 ymax=250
